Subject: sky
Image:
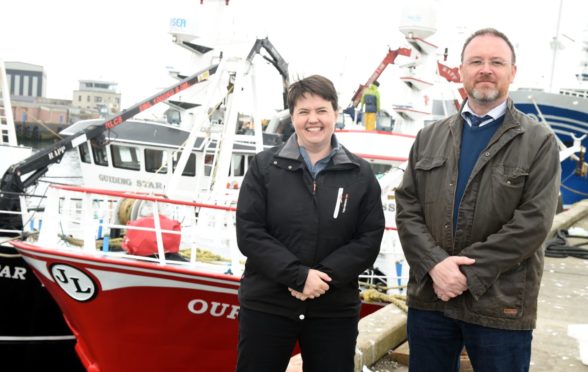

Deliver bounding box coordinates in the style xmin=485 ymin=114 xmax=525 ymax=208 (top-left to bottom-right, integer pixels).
xmin=2 ymin=0 xmax=588 ymax=119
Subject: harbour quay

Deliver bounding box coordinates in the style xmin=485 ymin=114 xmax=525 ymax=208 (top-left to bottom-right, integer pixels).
xmin=289 ymin=200 xmax=588 ymax=372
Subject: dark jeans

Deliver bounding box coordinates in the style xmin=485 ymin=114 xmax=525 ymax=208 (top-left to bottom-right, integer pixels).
xmin=236 ymin=307 xmax=359 ymax=372
xmin=407 ymin=308 xmax=532 ymax=372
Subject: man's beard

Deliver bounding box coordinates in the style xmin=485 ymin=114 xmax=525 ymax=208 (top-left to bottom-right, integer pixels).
xmin=469 ymin=86 xmax=500 ymax=102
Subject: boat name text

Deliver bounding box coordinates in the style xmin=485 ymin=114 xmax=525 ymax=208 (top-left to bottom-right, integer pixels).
xmin=0 ymin=264 xmax=26 ymax=280
xmin=188 ymin=299 xmax=239 ymax=319
xmin=98 ymin=174 xmax=164 ymax=190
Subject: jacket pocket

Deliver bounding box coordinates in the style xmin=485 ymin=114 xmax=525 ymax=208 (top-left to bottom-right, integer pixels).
xmin=415 ymin=157 xmax=447 ymax=204
xmin=466 ymin=263 xmax=526 ymax=319
xmin=489 ymin=165 xmax=528 ymax=221
xmin=407 ymin=274 xmax=439 ymax=303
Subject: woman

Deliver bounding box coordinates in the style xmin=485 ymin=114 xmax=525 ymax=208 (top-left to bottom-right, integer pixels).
xmin=235 ymin=74 xmax=384 ymax=372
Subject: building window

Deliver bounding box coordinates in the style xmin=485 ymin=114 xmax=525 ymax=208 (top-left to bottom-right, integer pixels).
xmin=14 ymin=75 xmax=20 ymax=96
xmin=23 ymin=76 xmax=29 ymax=96
xmin=87 ymin=95 xmax=91 ymax=102
xmin=95 ymin=96 xmax=103 ymax=103
xmin=78 ymin=96 xmax=82 ymax=102
xmin=32 ymin=76 xmax=38 ymax=97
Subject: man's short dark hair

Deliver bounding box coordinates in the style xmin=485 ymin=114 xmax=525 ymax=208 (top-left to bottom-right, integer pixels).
xmin=287 ymin=75 xmax=338 ymax=115
xmin=461 ymin=28 xmax=516 ymax=64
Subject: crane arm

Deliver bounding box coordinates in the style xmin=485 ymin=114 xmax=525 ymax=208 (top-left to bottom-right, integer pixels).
xmin=350 ymin=47 xmax=411 ymax=108
xmin=246 ymin=37 xmax=290 ymax=108
xmin=0 ymin=64 xmax=219 ymax=196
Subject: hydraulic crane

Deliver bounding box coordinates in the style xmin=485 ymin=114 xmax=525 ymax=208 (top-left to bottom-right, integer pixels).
xmin=346 ymin=47 xmax=412 ymax=116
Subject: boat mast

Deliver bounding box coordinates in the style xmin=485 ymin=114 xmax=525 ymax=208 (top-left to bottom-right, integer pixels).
xmin=549 ymin=0 xmax=564 ymax=92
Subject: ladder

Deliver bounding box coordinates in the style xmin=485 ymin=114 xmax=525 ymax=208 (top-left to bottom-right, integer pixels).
xmin=0 ymin=59 xmax=18 ymax=146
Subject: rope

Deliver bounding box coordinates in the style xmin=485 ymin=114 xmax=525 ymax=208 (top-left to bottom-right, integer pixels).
xmin=361 ymin=288 xmax=408 ymax=313
xmin=544 ymin=229 xmax=588 ymax=259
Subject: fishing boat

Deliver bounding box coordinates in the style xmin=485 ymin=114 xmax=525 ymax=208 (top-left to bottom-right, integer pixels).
xmin=509 ymin=0 xmax=588 ymax=206
xmin=511 ymin=88 xmax=588 ymax=206
xmin=1 ymin=25 xmax=421 ymax=369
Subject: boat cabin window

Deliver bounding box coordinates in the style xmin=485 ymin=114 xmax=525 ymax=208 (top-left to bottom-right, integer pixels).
xmin=231 ymin=154 xmax=253 ymax=176
xmin=204 ymin=154 xmax=215 ymax=177
xmin=369 ymin=163 xmax=393 ymax=177
xmin=111 ymin=145 xmax=140 ymax=171
xmin=78 ymin=143 xmax=91 ymax=164
xmin=92 ymin=143 xmax=109 ymax=167
xmin=172 ymin=153 xmax=196 ymax=177
xmin=145 ymin=149 xmax=168 ymax=174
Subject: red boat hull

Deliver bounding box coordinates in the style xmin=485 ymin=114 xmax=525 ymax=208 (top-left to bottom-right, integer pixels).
xmin=12 ymin=241 xmax=383 ymax=371
xmin=13 ymin=241 xmax=241 ymax=372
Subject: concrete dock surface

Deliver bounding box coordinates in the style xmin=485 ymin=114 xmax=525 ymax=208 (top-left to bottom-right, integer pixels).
xmin=288 ymin=201 xmax=588 ymax=371
xmin=369 ymin=200 xmax=588 ymax=371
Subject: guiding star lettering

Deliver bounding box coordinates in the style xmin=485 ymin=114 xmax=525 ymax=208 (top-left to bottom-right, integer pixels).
xmin=98 ymin=174 xmax=165 ymax=190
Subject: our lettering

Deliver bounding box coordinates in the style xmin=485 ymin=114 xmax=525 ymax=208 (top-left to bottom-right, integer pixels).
xmin=187 ymin=298 xmax=239 ymax=319
xmin=188 ymin=299 xmax=207 ymax=314
xmin=209 ymin=302 xmax=230 ymax=317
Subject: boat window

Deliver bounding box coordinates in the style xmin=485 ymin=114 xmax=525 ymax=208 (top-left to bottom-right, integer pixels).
xmin=369 ymin=163 xmax=393 ymax=177
xmin=231 ymin=154 xmax=245 ymax=176
xmin=78 ymin=142 xmax=91 ymax=164
xmin=230 ymin=155 xmax=254 ymax=176
xmin=92 ymin=143 xmax=109 ymax=167
xmin=145 ymin=149 xmax=168 ymax=174
xmin=172 ymin=153 xmax=196 ymax=177
xmin=111 ymin=145 xmax=140 ymax=171
xmin=204 ymin=154 xmax=215 ymax=177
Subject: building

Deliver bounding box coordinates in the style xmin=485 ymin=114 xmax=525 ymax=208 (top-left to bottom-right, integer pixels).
xmin=73 ymin=80 xmax=121 ymax=115
xmin=12 ymin=96 xmax=71 ymax=142
xmin=4 ymin=63 xmax=121 ymax=142
xmin=4 ymin=61 xmax=46 ymax=98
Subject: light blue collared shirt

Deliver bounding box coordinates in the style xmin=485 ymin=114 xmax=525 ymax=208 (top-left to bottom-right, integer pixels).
xmin=299 ymin=135 xmax=341 ymax=179
xmin=461 ymin=100 xmax=507 ymax=127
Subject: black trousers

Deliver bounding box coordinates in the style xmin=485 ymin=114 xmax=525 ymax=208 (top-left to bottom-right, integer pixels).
xmin=235 ymin=307 xmax=359 ymax=372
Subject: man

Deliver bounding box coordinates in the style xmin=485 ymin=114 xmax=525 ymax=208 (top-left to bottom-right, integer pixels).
xmin=395 ymin=28 xmax=560 ymax=371
xmin=360 ymin=81 xmax=380 ymax=131
xmin=236 ymin=74 xmax=384 ymax=371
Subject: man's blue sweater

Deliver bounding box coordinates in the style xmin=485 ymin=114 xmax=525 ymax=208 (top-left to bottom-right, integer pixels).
xmin=453 ymin=116 xmax=505 ymax=232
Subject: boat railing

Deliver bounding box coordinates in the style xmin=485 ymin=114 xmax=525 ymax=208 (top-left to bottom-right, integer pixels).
xmin=27 ymin=183 xmax=408 ymax=290
xmin=35 ymin=184 xmax=242 ymax=276
xmin=559 ymin=88 xmax=588 ymax=99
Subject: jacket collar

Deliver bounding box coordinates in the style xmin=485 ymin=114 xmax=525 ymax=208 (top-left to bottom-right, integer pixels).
xmin=451 ymin=97 xmax=523 ymax=135
xmin=276 ymin=134 xmax=356 ymax=166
